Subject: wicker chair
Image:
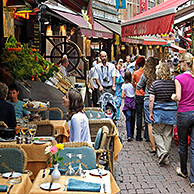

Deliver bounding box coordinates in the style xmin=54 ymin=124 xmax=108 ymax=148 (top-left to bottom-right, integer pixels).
xmin=29 ymin=120 xmax=55 ymax=136
xmin=84 ymin=107 xmax=106 ymax=120
xmin=59 ymin=142 xmax=96 ymax=171
xmin=93 ymin=126 xmax=109 ymax=168
xmin=89 ymin=119 xmax=116 ymax=174
xmin=0 ymin=144 xmax=27 ymax=173
xmin=38 ymin=107 xmax=64 ymax=120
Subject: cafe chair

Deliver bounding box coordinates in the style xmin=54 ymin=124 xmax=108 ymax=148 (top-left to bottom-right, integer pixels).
xmin=29 ymin=120 xmax=55 ymax=136
xmin=38 ymin=107 xmax=64 ymax=120
xmin=59 ymin=142 xmax=96 ymax=171
xmin=89 ymin=119 xmax=116 ymax=174
xmin=84 ymin=107 xmax=106 ymax=120
xmin=0 ymin=144 xmax=27 ymax=173
xmin=93 ymin=126 xmax=109 ymax=168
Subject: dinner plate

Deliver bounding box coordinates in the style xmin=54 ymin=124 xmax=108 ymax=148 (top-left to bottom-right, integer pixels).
xmin=89 ymin=169 xmax=108 ymax=177
xmin=33 ymin=140 xmax=48 ymax=144
xmin=40 ymin=182 xmax=61 ymax=191
xmin=2 ymin=172 xmax=22 ymax=178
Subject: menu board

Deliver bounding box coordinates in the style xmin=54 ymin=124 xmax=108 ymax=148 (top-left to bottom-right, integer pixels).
xmin=32 ymin=21 xmax=40 ymax=50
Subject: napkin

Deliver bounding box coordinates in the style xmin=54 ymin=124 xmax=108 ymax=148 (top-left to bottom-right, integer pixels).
xmin=0 ymin=185 xmax=8 ymax=192
xmin=66 ymin=178 xmax=101 ymax=192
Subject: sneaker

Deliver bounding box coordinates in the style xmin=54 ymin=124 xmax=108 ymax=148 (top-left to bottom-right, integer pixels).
xmin=176 ymin=167 xmax=187 ymax=178
xmin=127 ymin=137 xmax=132 ymax=142
xmin=159 ymin=153 xmax=168 ymax=165
xmin=189 ymin=182 xmax=194 ymax=187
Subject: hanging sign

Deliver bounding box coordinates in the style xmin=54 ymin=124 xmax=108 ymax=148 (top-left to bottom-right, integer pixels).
xmin=116 ymin=0 xmax=126 ymax=9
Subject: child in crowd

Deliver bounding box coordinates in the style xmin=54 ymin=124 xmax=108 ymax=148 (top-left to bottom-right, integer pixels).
xmin=121 ymin=71 xmax=135 ymax=142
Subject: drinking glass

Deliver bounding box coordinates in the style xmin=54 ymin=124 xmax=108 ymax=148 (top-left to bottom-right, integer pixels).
xmin=20 ymin=124 xmax=28 ymax=140
xmin=65 ymin=153 xmax=75 ymax=176
xmin=28 ymin=124 xmax=37 ymax=137
xmin=8 ymin=175 xmax=22 ymax=184
xmin=75 ymin=154 xmax=85 ymax=176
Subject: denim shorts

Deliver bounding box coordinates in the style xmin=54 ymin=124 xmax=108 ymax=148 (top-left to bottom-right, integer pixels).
xmin=144 ymin=100 xmax=153 ymax=124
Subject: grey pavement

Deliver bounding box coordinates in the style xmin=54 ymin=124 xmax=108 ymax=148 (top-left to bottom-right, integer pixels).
xmin=113 ymin=107 xmax=194 ymax=194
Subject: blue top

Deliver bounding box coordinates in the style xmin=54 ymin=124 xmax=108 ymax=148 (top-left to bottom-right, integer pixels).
xmin=7 ymin=100 xmax=30 ymax=119
xmin=70 ymin=112 xmax=92 ymax=145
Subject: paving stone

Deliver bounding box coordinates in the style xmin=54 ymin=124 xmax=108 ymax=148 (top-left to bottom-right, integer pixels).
xmin=114 ymin=103 xmax=194 ymax=194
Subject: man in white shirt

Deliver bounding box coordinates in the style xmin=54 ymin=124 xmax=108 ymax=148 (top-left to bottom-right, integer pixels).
xmin=60 ymin=55 xmax=69 ymax=77
xmin=123 ymin=55 xmax=131 ymax=69
xmin=93 ymin=51 xmax=116 ymax=95
xmin=88 ymin=57 xmax=101 ymax=106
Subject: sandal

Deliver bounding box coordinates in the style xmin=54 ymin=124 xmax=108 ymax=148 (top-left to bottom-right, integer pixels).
xmin=189 ymin=182 xmax=194 ymax=188
xmin=176 ymin=167 xmax=187 ymax=178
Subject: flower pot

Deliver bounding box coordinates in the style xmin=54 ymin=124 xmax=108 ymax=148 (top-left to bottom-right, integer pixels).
xmin=51 ymin=163 xmax=61 ymax=181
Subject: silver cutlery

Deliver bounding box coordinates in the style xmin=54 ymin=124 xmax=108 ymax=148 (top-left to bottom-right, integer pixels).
xmin=48 ymin=181 xmax=53 ymax=190
xmin=97 ymin=168 xmax=102 ymax=178
xmin=42 ymin=169 xmax=46 ymax=178
xmin=8 ymin=171 xmax=14 ymax=178
xmin=103 ymin=183 xmax=107 ymax=193
xmin=7 ymin=185 xmax=13 ymax=194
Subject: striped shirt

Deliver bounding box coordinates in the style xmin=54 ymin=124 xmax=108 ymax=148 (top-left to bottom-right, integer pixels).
xmin=149 ymin=80 xmax=175 ymax=102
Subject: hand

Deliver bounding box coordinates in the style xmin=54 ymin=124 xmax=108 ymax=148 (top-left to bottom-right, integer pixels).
xmin=149 ymin=113 xmax=154 ymax=121
xmin=90 ymin=85 xmax=94 ymax=90
xmin=99 ymin=86 xmax=103 ymax=91
xmin=112 ymin=86 xmax=116 ymax=92
xmin=171 ymin=93 xmax=177 ymax=101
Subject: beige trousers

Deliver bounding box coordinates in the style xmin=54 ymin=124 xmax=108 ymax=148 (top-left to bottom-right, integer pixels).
xmin=152 ymin=124 xmax=173 ymax=158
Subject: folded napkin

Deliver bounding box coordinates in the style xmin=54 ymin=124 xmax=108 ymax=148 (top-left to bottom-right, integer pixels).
xmin=0 ymin=185 xmax=8 ymax=192
xmin=66 ymin=178 xmax=101 ymax=192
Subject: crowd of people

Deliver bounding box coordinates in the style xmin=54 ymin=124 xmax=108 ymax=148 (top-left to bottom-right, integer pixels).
xmin=0 ymin=50 xmax=194 ymax=188
xmin=89 ymin=51 xmax=194 ymax=187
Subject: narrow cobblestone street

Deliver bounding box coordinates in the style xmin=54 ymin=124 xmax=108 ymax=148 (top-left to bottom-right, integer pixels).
xmin=114 ymin=105 xmax=194 ymax=194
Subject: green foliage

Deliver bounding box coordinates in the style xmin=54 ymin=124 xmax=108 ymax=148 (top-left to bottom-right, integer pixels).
xmin=0 ymin=35 xmax=59 ymax=82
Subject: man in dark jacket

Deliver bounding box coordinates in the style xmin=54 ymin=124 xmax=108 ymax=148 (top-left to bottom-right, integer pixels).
xmin=0 ymin=82 xmax=16 ymax=128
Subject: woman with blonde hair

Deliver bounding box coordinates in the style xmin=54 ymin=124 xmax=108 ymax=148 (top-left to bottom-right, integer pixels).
xmin=149 ymin=63 xmax=177 ymax=165
xmin=171 ymin=52 xmax=194 ymax=187
xmin=137 ymin=57 xmax=157 ymax=153
xmin=63 ymin=89 xmax=92 ymax=145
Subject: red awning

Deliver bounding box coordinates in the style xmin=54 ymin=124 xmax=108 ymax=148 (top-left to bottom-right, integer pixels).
xmin=53 ymin=10 xmax=113 ymax=39
xmin=169 ymin=43 xmax=186 ymax=53
xmin=122 ymin=0 xmax=189 ymax=36
xmin=143 ymin=36 xmax=168 ymax=45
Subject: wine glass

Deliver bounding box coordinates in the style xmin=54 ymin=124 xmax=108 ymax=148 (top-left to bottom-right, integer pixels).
xmin=75 ymin=154 xmax=85 ymax=176
xmin=28 ymin=124 xmax=37 ymax=138
xmin=65 ymin=153 xmax=75 ymax=176
xmin=20 ymin=124 xmax=28 ymax=140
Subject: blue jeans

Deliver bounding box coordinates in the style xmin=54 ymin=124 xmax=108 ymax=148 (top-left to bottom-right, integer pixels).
xmin=177 ymin=111 xmax=194 ymax=183
xmin=123 ymin=109 xmax=135 ymax=138
xmin=135 ymin=95 xmax=144 ymax=140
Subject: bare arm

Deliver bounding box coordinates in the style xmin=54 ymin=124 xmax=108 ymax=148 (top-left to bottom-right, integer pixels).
xmin=121 ymin=89 xmax=125 ymax=98
xmin=112 ymin=76 xmax=116 ymax=91
xmin=95 ymin=78 xmax=103 ymax=91
xmin=149 ymin=94 xmax=155 ymax=121
xmin=171 ymin=79 xmax=181 ymax=102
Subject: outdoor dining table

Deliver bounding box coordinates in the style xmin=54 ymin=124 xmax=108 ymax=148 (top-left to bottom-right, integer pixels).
xmin=29 ymin=169 xmax=120 ymax=194
xmin=0 ymin=174 xmax=32 ymax=194
xmin=2 ymin=141 xmax=55 ymax=180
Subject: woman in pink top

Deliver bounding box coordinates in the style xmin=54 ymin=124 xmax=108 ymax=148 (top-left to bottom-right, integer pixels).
xmin=172 ymin=52 xmax=194 ymax=187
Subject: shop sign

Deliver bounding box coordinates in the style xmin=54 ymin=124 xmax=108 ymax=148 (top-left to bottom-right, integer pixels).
xmin=14 ymin=13 xmax=30 ymax=19
xmin=32 ymin=21 xmax=40 ymax=50
xmin=116 ymin=0 xmax=126 ymax=9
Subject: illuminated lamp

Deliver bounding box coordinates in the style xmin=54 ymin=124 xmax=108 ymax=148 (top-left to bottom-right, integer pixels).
xmin=15 ymin=1 xmax=33 ymax=13
xmin=139 ymin=45 xmax=143 ymax=49
xmin=121 ymin=45 xmax=125 ymax=51
xmin=6 ymin=0 xmax=26 ymax=8
xmin=156 ymin=45 xmax=160 ymax=49
xmin=149 ymin=45 xmax=152 ymax=49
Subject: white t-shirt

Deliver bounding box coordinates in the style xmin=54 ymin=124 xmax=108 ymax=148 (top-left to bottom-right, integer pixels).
xmin=121 ymin=83 xmax=135 ymax=97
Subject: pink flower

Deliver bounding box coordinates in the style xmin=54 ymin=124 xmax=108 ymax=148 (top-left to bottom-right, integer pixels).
xmin=50 ymin=146 xmax=58 ymax=154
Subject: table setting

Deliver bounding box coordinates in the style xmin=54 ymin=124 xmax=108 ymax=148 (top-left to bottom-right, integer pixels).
xmin=0 ymin=172 xmax=32 ymax=194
